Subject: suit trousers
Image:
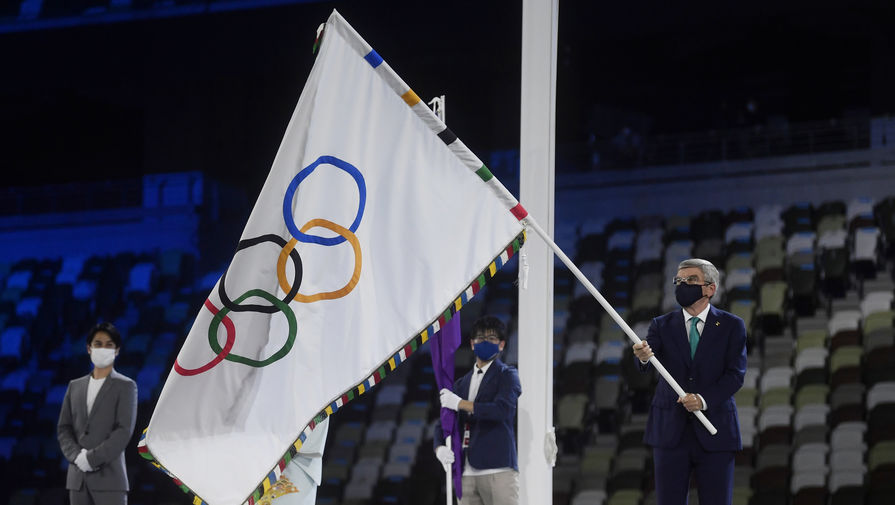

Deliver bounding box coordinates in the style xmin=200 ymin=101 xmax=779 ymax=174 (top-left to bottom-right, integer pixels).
xmin=652 ymin=419 xmax=735 ymax=505
xmin=460 ymin=470 xmax=519 ymax=505
xmin=69 ymin=487 xmax=127 ymax=505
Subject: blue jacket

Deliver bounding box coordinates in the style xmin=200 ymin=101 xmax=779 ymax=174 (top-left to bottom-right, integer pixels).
xmin=640 ymin=305 xmax=747 ymax=452
xmin=436 ymin=358 xmax=522 ymax=471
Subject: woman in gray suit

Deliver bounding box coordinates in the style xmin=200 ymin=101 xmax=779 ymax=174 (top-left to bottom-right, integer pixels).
xmin=57 ymin=322 xmax=138 ymax=505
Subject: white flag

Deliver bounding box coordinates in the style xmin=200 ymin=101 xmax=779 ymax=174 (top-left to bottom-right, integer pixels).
xmin=140 ymin=9 xmax=527 ymax=505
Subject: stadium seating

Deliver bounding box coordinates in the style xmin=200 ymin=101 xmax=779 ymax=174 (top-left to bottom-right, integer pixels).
xmin=2 ymin=192 xmax=894 ymax=505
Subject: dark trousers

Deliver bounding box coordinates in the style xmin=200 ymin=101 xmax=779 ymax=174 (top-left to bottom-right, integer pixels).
xmin=69 ymin=488 xmax=127 ymax=505
xmin=652 ymin=420 xmax=735 ymax=505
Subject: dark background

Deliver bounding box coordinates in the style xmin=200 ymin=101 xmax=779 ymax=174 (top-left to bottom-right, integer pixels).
xmin=1 ymin=1 xmax=892 ymax=190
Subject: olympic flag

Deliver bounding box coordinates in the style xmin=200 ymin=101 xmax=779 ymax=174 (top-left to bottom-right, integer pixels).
xmin=140 ymin=10 xmax=528 ymax=505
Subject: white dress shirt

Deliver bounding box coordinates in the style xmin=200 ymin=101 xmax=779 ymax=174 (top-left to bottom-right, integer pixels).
xmin=86 ymin=376 xmax=106 ymax=415
xmin=466 ymin=360 xmax=493 ymax=403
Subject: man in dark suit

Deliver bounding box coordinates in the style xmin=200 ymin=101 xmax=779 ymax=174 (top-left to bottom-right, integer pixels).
xmin=58 ymin=322 xmax=138 ymax=505
xmin=435 ymin=315 xmax=522 ymax=505
xmin=633 ymin=258 xmax=747 ymax=505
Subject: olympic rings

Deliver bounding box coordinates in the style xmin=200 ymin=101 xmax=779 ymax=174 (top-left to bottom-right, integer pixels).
xmin=219 ymin=234 xmax=303 ymax=314
xmin=208 ymin=289 xmax=298 ymax=367
xmin=179 ymin=154 xmax=365 ymax=376
xmin=276 ymin=218 xmax=362 ymax=302
xmin=282 ymin=155 xmax=366 ymax=246
xmin=173 ymin=300 xmax=236 ymax=376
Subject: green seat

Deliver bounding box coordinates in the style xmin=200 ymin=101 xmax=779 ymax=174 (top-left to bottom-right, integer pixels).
xmin=760 ymin=387 xmax=793 ymax=409
xmin=830 ymin=346 xmax=862 ymax=373
xmin=600 ymin=326 xmax=626 ymax=344
xmin=666 ymin=215 xmax=691 ymax=233
xmin=759 ymin=282 xmax=787 ymax=317
xmin=567 ymin=324 xmax=598 ymax=344
xmin=632 ymin=289 xmax=661 ymax=314
xmin=334 ymin=423 xmax=363 ymax=445
xmin=608 ymin=489 xmax=644 ymax=505
xmin=732 ymin=486 xmax=753 ymax=505
xmin=557 ymin=393 xmax=589 ymax=429
xmin=864 ymin=327 xmax=895 ymax=353
xmin=730 ymin=300 xmax=756 ymax=330
xmin=614 ymin=448 xmax=649 ymax=472
xmin=869 ymin=441 xmax=895 ymax=471
xmin=321 ymin=461 xmax=349 ymax=480
xmin=756 ymin=236 xmax=785 ymax=272
xmin=400 ymin=402 xmax=429 ymax=422
xmin=817 ymin=214 xmax=846 ymax=236
xmin=358 ymin=439 xmax=390 ymax=459
xmin=864 ymin=310 xmax=895 ymax=335
xmin=580 ymin=446 xmax=614 ymax=475
xmin=797 ymin=329 xmax=828 ymax=352
xmin=736 ymin=388 xmax=757 ymax=407
xmin=795 ymin=384 xmax=829 ymax=409
xmin=726 ymin=253 xmax=754 ymax=271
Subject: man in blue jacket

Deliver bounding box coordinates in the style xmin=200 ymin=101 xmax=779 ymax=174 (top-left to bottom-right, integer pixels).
xmin=633 ymin=258 xmax=747 ymax=505
xmin=436 ymin=315 xmax=522 ymax=505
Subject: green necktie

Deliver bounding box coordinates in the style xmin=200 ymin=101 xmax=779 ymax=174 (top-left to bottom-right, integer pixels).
xmin=689 ymin=316 xmax=700 ymax=358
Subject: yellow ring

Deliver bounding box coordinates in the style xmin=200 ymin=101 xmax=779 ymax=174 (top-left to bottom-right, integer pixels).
xmin=277 ymin=218 xmax=361 ymax=302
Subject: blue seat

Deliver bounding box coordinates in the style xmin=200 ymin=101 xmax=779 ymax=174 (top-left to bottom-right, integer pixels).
xmin=0 ymin=327 xmax=26 ymax=359
xmin=15 ymin=297 xmax=41 ymax=318
xmin=137 ymin=365 xmax=164 ymax=402
xmin=1 ymin=369 xmax=28 ymax=393
xmin=71 ymin=279 xmax=96 ymax=301
xmin=0 ymin=436 xmax=15 ymax=460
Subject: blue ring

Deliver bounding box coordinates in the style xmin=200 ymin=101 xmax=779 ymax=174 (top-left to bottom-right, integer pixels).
xmin=283 ymin=155 xmax=366 ymax=246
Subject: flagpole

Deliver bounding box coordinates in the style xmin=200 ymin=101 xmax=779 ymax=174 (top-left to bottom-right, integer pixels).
xmin=445 ymin=436 xmax=453 ymax=505
xmin=521 ymin=216 xmax=719 ymax=435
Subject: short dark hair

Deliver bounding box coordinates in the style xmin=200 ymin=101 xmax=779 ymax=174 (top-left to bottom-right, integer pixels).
xmin=470 ymin=315 xmax=507 ymax=342
xmin=86 ymin=322 xmax=122 ymax=349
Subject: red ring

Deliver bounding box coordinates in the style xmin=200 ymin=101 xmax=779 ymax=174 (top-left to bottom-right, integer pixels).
xmin=174 ymin=299 xmax=236 ymax=376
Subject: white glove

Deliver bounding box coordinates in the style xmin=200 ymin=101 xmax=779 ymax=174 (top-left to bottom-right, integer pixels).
xmin=435 ymin=445 xmax=455 ymax=471
xmin=75 ymin=448 xmax=93 ymax=473
xmin=439 ymin=388 xmax=461 ymax=411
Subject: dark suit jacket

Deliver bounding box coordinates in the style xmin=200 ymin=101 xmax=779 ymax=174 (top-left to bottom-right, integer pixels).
xmin=57 ymin=369 xmax=138 ymax=491
xmin=640 ymin=305 xmax=746 ymax=452
xmin=436 ymin=359 xmax=522 ymax=471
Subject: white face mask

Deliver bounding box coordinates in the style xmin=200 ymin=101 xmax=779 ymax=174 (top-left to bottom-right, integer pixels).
xmin=90 ymin=347 xmax=117 ymax=368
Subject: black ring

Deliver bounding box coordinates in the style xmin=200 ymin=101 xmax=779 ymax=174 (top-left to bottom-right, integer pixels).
xmin=218 ymin=234 xmax=302 ymax=313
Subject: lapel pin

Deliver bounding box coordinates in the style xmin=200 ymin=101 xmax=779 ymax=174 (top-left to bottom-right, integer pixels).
xmin=715 ymin=321 xmax=720 ymax=326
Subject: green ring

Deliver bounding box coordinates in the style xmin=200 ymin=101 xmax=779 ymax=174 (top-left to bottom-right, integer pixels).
xmin=208 ymin=289 xmax=297 ymax=367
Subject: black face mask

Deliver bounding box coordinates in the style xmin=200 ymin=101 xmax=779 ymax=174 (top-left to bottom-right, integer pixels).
xmin=675 ymin=283 xmax=705 ymax=308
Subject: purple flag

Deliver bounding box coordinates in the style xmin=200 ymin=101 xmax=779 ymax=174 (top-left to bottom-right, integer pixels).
xmin=430 ymin=313 xmax=463 ymax=498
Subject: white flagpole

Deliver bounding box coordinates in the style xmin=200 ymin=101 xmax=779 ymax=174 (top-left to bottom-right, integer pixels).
xmin=445 ymin=436 xmax=453 ymax=505
xmin=429 ymin=94 xmax=455 ymax=505
xmin=521 ymin=216 xmax=719 ymax=435
xmin=518 ymin=2 xmax=558 ymax=504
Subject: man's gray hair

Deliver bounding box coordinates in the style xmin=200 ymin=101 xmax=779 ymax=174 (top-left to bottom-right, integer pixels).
xmin=678 ymin=258 xmax=720 ymax=285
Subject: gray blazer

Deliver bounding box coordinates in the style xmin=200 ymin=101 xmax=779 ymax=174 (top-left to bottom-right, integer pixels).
xmin=57 ymin=369 xmax=138 ymax=491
